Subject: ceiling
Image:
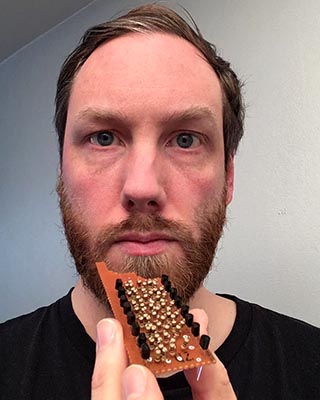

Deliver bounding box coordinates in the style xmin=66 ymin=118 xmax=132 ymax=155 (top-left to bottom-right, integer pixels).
xmin=0 ymin=0 xmax=94 ymax=63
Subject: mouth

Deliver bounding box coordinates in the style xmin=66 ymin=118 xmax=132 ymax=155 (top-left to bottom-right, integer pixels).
xmin=113 ymin=232 xmax=176 ymax=256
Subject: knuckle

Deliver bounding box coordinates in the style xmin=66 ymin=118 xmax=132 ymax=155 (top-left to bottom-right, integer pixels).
xmin=91 ymin=369 xmax=105 ymax=391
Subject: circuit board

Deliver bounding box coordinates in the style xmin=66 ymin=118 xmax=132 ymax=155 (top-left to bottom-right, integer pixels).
xmin=96 ymin=261 xmax=215 ymax=376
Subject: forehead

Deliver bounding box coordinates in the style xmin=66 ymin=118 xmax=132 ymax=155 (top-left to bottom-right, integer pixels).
xmin=68 ymin=33 xmax=222 ymax=126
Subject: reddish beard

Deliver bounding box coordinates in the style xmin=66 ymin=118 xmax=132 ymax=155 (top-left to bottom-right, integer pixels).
xmin=57 ymin=177 xmax=227 ymax=304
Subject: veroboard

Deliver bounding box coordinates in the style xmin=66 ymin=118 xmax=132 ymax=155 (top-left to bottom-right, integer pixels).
xmin=96 ymin=261 xmax=215 ymax=376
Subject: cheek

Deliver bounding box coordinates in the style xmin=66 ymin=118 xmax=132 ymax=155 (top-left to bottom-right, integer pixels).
xmin=172 ymin=164 xmax=225 ymax=204
xmin=61 ymin=158 xmax=122 ymax=228
xmin=168 ymin=165 xmax=226 ymax=239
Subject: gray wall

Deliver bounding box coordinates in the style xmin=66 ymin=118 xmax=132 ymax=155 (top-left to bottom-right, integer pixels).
xmin=1 ymin=0 xmax=319 ymax=326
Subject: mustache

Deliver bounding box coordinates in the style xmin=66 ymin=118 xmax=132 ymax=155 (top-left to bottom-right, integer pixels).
xmin=94 ymin=212 xmax=194 ymax=254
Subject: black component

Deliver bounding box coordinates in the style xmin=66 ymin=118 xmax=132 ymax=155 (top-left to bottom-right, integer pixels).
xmin=164 ymin=280 xmax=171 ymax=292
xmin=174 ymin=296 xmax=182 ymax=308
xmin=131 ymin=321 xmax=140 ymax=336
xmin=181 ymin=304 xmax=190 ymax=317
xmin=117 ymin=287 xmax=126 ymax=298
xmin=123 ymin=301 xmax=131 ymax=315
xmin=185 ymin=313 xmax=194 ymax=327
xmin=161 ymin=274 xmax=169 ymax=284
xmin=191 ymin=322 xmax=200 ymax=337
xmin=141 ymin=343 xmax=150 ymax=360
xmin=115 ymin=278 xmax=123 ymax=290
xmin=200 ymin=334 xmax=210 ymax=350
xmin=137 ymin=332 xmax=147 ymax=347
xmin=127 ymin=311 xmax=135 ymax=325
xmin=169 ymin=287 xmax=177 ymax=300
xmin=120 ymin=294 xmax=127 ymax=307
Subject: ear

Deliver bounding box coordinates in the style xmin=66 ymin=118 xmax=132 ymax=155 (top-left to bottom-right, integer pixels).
xmin=225 ymin=156 xmax=235 ymax=205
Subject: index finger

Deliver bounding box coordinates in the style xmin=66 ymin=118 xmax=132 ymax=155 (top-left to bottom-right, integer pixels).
xmin=184 ymin=309 xmax=237 ymax=400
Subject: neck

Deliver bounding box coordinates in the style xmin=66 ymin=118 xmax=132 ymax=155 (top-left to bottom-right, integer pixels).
xmin=189 ymin=286 xmax=236 ymax=351
xmin=71 ymin=279 xmax=112 ymax=342
xmin=71 ymin=279 xmax=236 ymax=350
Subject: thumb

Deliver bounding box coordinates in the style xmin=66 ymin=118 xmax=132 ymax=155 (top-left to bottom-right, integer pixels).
xmin=122 ymin=365 xmax=164 ymax=400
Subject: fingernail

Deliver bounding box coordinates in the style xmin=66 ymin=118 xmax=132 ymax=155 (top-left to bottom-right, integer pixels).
xmin=96 ymin=319 xmax=116 ymax=350
xmin=123 ymin=365 xmax=147 ymax=399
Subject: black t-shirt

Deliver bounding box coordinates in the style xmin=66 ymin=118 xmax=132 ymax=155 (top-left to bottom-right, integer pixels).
xmin=1 ymin=290 xmax=319 ymax=399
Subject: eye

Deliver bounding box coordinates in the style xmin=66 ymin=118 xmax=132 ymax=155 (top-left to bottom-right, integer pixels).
xmin=89 ymin=131 xmax=116 ymax=146
xmin=171 ymin=133 xmax=201 ymax=149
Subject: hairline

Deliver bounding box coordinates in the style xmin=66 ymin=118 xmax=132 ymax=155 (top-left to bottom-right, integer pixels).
xmin=55 ymin=5 xmax=244 ymax=168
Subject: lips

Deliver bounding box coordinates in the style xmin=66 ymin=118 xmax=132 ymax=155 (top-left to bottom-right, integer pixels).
xmin=113 ymin=232 xmax=176 ymax=256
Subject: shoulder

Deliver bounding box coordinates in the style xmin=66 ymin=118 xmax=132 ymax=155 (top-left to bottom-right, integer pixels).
xmin=247 ymin=298 xmax=320 ymax=340
xmin=0 ymin=293 xmax=70 ymax=376
xmin=0 ymin=291 xmax=95 ymax=400
xmin=250 ymin=299 xmax=320 ymax=370
xmin=0 ymin=301 xmax=58 ymax=396
xmin=0 ymin=292 xmax=72 ymax=357
xmin=219 ymin=295 xmax=320 ymax=398
xmin=217 ymin=293 xmax=320 ymax=363
xmin=1 ymin=299 xmax=59 ymax=339
xmin=219 ymin=293 xmax=320 ymax=372
xmin=223 ymin=294 xmax=320 ymax=337
xmin=1 ymin=305 xmax=50 ymax=342
xmin=235 ymin=296 xmax=320 ymax=373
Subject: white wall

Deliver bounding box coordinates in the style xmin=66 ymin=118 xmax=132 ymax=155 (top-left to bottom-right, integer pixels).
xmin=1 ymin=0 xmax=319 ymax=326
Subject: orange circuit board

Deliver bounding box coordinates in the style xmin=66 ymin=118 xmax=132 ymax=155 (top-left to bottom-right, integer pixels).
xmin=96 ymin=261 xmax=215 ymax=376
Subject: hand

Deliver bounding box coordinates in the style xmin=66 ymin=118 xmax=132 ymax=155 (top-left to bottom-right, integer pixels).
xmin=184 ymin=309 xmax=237 ymax=400
xmin=91 ymin=312 xmax=236 ymax=399
xmin=92 ymin=318 xmax=163 ymax=400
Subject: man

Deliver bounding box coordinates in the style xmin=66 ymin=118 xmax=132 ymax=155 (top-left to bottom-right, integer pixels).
xmin=1 ymin=4 xmax=319 ymax=399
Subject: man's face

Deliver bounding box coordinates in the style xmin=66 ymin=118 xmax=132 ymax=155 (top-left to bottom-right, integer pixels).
xmin=59 ymin=33 xmax=234 ymax=303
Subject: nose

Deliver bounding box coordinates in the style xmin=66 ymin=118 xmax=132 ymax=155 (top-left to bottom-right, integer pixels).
xmin=120 ymin=149 xmax=166 ymax=213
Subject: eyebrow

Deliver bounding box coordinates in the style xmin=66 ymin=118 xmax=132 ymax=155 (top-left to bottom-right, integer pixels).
xmin=75 ymin=108 xmax=126 ymax=123
xmin=75 ymin=105 xmax=219 ymax=130
xmin=162 ymin=106 xmax=219 ymax=128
